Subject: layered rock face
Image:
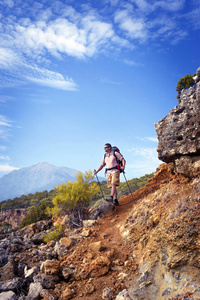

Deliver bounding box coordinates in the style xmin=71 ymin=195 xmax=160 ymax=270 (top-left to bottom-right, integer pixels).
xmin=155 ymin=66 xmax=200 ymax=177
xmin=0 ymin=209 xmax=27 ymax=230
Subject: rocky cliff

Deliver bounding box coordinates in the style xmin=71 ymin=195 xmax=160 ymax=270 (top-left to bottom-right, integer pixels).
xmin=155 ymin=66 xmax=200 ymax=177
xmin=0 ymin=209 xmax=27 ymax=230
xmin=0 ymin=68 xmax=200 ymax=300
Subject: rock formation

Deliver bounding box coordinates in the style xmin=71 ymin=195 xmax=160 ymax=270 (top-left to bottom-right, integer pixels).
xmin=0 ymin=209 xmax=27 ymax=230
xmin=155 ymin=66 xmax=200 ymax=177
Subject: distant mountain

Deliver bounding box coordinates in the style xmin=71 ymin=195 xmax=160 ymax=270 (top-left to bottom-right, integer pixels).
xmin=0 ymin=162 xmax=80 ymax=202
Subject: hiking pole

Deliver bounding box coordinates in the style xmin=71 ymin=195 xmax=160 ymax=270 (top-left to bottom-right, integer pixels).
xmin=123 ymin=171 xmax=134 ymax=202
xmin=94 ymin=169 xmax=105 ymax=200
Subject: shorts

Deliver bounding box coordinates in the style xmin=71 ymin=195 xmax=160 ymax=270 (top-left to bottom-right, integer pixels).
xmin=107 ymin=170 xmax=120 ymax=188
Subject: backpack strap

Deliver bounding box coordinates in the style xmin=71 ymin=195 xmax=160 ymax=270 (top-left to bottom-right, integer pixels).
xmin=104 ymin=151 xmax=119 ymax=175
xmin=112 ymin=150 xmax=118 ymax=164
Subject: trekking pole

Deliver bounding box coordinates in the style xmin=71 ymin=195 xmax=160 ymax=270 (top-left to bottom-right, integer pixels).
xmin=123 ymin=171 xmax=134 ymax=202
xmin=94 ymin=169 xmax=105 ymax=200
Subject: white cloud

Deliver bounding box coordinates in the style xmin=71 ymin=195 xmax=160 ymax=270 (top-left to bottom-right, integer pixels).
xmin=0 ymin=5 xmax=127 ymax=90
xmin=0 ymin=115 xmax=12 ymax=128
xmin=0 ymin=95 xmax=15 ymax=103
xmin=136 ymin=136 xmax=158 ymax=142
xmin=0 ymin=115 xmax=12 ymax=140
xmin=0 ymin=47 xmax=78 ymax=91
xmin=154 ymin=0 xmax=185 ymax=12
xmin=128 ymin=146 xmax=158 ymax=158
xmin=0 ymin=155 xmax=10 ymax=161
xmin=123 ymin=59 xmax=143 ymax=66
xmin=0 ymin=164 xmax=19 ymax=172
xmin=114 ymin=10 xmax=148 ymax=40
xmin=25 ymin=65 xmax=78 ymax=91
xmin=1 ymin=0 xmax=14 ymax=8
xmin=185 ymin=6 xmax=200 ymax=29
xmin=0 ymin=48 xmax=21 ymax=70
xmin=127 ymin=146 xmax=160 ymax=176
xmin=146 ymin=137 xmax=158 ymax=142
xmin=101 ymin=77 xmax=122 ymax=85
xmin=0 ymin=0 xmax=198 ymax=91
xmin=131 ymin=0 xmax=185 ymax=12
xmin=113 ymin=0 xmax=188 ymax=44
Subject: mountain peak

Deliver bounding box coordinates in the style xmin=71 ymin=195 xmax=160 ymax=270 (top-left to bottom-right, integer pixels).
xmin=0 ymin=162 xmax=80 ymax=202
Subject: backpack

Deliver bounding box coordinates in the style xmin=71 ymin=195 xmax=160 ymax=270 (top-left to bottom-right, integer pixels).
xmin=104 ymin=146 xmax=124 ymax=173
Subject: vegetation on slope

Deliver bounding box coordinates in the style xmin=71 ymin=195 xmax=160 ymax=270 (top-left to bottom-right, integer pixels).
xmin=0 ymin=171 xmax=153 ymax=228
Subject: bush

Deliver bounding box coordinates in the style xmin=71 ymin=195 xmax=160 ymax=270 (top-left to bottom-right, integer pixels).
xmin=20 ymin=203 xmax=51 ymax=228
xmin=176 ymin=74 xmax=195 ymax=103
xmin=42 ymin=225 xmax=64 ymax=243
xmin=51 ymin=170 xmax=99 ymax=228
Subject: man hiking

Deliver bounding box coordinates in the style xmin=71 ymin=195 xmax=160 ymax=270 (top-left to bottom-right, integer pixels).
xmin=94 ymin=143 xmax=126 ymax=206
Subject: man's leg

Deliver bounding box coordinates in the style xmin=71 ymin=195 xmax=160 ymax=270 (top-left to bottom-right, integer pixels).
xmin=106 ymin=172 xmax=119 ymax=205
xmin=111 ymin=184 xmax=117 ymax=199
xmin=106 ymin=173 xmax=113 ymax=202
xmin=112 ymin=172 xmax=120 ymax=206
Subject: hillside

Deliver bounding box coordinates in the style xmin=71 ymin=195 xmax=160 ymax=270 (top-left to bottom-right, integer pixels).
xmin=0 ymin=173 xmax=153 ymax=229
xmin=0 ymin=162 xmax=79 ymax=202
xmin=0 ymin=163 xmax=199 ymax=300
xmin=0 ymin=67 xmax=200 ymax=299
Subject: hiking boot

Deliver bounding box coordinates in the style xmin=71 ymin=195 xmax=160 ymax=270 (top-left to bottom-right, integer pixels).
xmin=113 ymin=199 xmax=119 ymax=206
xmin=106 ymin=196 xmax=113 ymax=202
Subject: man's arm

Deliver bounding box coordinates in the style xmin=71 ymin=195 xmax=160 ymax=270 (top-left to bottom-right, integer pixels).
xmin=120 ymin=158 xmax=126 ymax=172
xmin=115 ymin=152 xmax=126 ymax=171
xmin=94 ymin=161 xmax=106 ymax=175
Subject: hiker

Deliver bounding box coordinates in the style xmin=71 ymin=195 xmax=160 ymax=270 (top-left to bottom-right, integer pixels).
xmin=94 ymin=143 xmax=126 ymax=206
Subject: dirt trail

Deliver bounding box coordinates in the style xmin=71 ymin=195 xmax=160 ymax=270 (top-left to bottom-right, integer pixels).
xmin=56 ymin=163 xmax=195 ymax=299
xmin=60 ymin=194 xmax=138 ymax=300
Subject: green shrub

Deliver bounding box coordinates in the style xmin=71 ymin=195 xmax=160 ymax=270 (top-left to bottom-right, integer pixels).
xmin=20 ymin=203 xmax=51 ymax=228
xmin=52 ymin=171 xmax=99 ymax=211
xmin=50 ymin=170 xmax=99 ymax=228
xmin=42 ymin=225 xmax=64 ymax=243
xmin=176 ymin=74 xmax=195 ymax=103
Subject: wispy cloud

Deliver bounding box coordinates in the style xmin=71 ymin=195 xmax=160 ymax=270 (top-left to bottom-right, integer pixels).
xmin=0 ymin=155 xmax=10 ymax=161
xmin=123 ymin=59 xmax=144 ymax=67
xmin=113 ymin=0 xmax=188 ymax=44
xmin=0 ymin=4 xmax=126 ymax=90
xmin=101 ymin=77 xmax=123 ymax=85
xmin=114 ymin=10 xmax=148 ymax=41
xmin=0 ymin=0 xmax=198 ymax=91
xmin=0 ymin=47 xmax=78 ymax=91
xmin=185 ymin=6 xmax=200 ymax=29
xmin=0 ymin=115 xmax=18 ymax=175
xmin=0 ymin=114 xmax=12 ymax=129
xmin=127 ymin=146 xmax=160 ymax=176
xmin=0 ymin=115 xmax=13 ymax=142
xmin=128 ymin=146 xmax=158 ymax=158
xmin=136 ymin=136 xmax=158 ymax=142
xmin=26 ymin=66 xmax=78 ymax=91
xmin=0 ymin=164 xmax=19 ymax=173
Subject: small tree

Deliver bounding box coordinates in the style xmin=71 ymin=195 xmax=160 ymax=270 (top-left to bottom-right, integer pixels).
xmin=52 ymin=170 xmax=99 ymax=227
xmin=20 ymin=203 xmax=51 ymax=228
xmin=176 ymin=74 xmax=195 ymax=103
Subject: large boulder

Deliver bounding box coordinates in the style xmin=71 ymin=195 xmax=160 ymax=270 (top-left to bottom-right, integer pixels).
xmin=155 ymin=67 xmax=200 ymax=176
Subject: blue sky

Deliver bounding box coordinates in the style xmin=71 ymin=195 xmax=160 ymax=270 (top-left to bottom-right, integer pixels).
xmin=0 ymin=0 xmax=200 ymax=180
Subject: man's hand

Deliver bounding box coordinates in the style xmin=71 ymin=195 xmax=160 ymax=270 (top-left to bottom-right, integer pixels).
xmin=121 ymin=166 xmax=125 ymax=172
xmin=94 ymin=169 xmax=98 ymax=175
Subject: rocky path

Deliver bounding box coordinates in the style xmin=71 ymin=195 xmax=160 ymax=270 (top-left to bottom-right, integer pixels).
xmin=56 ymin=194 xmax=138 ymax=300
xmin=1 ymin=163 xmax=200 ymax=300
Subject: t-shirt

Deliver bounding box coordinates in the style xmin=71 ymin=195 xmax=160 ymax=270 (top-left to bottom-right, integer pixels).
xmin=101 ymin=151 xmax=123 ymax=172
